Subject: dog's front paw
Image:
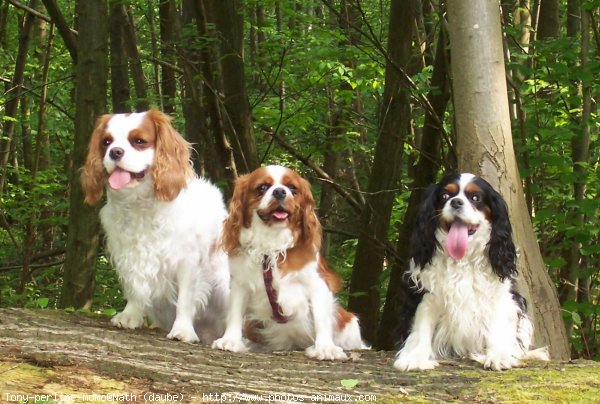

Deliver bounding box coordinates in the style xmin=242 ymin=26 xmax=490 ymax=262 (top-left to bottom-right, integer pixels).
xmin=393 ymin=350 xmax=438 ymax=371
xmin=212 ymin=337 xmax=249 ymax=353
xmin=167 ymin=325 xmax=200 ymax=344
xmin=111 ymin=311 xmax=144 ymax=329
xmin=474 ymin=352 xmax=520 ymax=371
xmin=305 ymin=344 xmax=347 ymax=361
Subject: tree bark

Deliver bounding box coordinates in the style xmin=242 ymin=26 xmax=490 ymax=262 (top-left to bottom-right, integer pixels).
xmin=180 ymin=0 xmax=214 ymax=179
xmin=536 ymin=0 xmax=559 ymax=40
xmin=40 ymin=0 xmax=77 ymax=63
xmin=60 ymin=0 xmax=108 ymax=309
xmin=559 ymin=6 xmax=592 ymax=343
xmin=109 ymin=1 xmax=131 ymax=113
xmin=1 ymin=308 xmax=594 ymax=402
xmin=347 ymin=0 xmax=415 ymax=345
xmin=377 ymin=25 xmax=450 ymax=350
xmin=158 ymin=0 xmax=178 ymax=114
xmin=123 ymin=7 xmax=149 ymax=111
xmin=195 ymin=0 xmax=237 ymax=190
xmin=446 ymin=0 xmax=569 ymax=360
xmin=211 ymin=0 xmax=258 ymax=174
xmin=0 ymin=0 xmax=37 ymax=195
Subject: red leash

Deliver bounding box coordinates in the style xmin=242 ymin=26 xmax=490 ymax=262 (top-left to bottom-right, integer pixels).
xmin=262 ymin=255 xmax=289 ymax=324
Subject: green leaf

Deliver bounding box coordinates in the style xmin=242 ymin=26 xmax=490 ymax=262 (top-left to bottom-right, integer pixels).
xmin=340 ymin=379 xmax=359 ymax=389
xmin=571 ymin=311 xmax=582 ymax=325
xmin=103 ymin=308 xmax=117 ymax=316
xmin=37 ymin=297 xmax=49 ymax=309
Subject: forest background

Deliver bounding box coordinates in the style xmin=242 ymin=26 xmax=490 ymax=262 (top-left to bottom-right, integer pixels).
xmin=0 ymin=0 xmax=597 ymax=362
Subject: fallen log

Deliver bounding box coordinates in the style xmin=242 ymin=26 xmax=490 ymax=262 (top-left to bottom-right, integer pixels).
xmin=0 ymin=308 xmax=598 ymax=403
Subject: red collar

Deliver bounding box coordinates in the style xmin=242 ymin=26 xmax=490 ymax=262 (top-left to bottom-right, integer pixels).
xmin=262 ymin=255 xmax=289 ymax=324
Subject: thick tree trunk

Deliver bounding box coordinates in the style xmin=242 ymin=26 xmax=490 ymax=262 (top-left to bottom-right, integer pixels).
xmin=347 ymin=0 xmax=415 ymax=345
xmin=536 ymin=0 xmax=560 ymax=40
xmin=446 ymin=0 xmax=569 ymax=360
xmin=60 ymin=0 xmax=108 ymax=309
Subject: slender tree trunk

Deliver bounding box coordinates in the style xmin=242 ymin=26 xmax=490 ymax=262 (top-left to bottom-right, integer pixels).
xmin=377 ymin=25 xmax=450 ymax=349
xmin=0 ymin=0 xmax=37 ymax=195
xmin=21 ymin=13 xmax=53 ymax=292
xmin=123 ymin=7 xmax=149 ymax=111
xmin=560 ymin=6 xmax=592 ymax=344
xmin=211 ymin=0 xmax=258 ymax=174
xmin=109 ymin=1 xmax=131 ymax=113
xmin=447 ymin=0 xmax=569 ymax=360
xmin=195 ymin=0 xmax=237 ymax=190
xmin=40 ymin=0 xmax=77 ymax=62
xmin=319 ymin=0 xmax=362 ymax=256
xmin=181 ymin=0 xmax=208 ymax=178
xmin=60 ymin=0 xmax=108 ymax=309
xmin=159 ymin=0 xmax=178 ymax=114
xmin=347 ymin=0 xmax=415 ymax=345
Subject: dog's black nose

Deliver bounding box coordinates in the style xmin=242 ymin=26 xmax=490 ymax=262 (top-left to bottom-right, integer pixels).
xmin=450 ymin=198 xmax=463 ymax=209
xmin=272 ymin=187 xmax=287 ymax=201
xmin=109 ymin=147 xmax=124 ymax=161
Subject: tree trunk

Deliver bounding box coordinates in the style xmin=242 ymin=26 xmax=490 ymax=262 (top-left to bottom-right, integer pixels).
xmin=40 ymin=0 xmax=77 ymax=63
xmin=2 ymin=308 xmax=592 ymax=403
xmin=560 ymin=6 xmax=592 ymax=345
xmin=377 ymin=25 xmax=450 ymax=350
xmin=446 ymin=0 xmax=570 ymax=360
xmin=123 ymin=7 xmax=149 ymax=111
xmin=211 ymin=0 xmax=258 ymax=174
xmin=195 ymin=0 xmax=237 ymax=190
xmin=158 ymin=0 xmax=178 ymax=114
xmin=347 ymin=0 xmax=415 ymax=345
xmin=536 ymin=0 xmax=559 ymax=40
xmin=109 ymin=1 xmax=131 ymax=113
xmin=60 ymin=0 xmax=108 ymax=309
xmin=0 ymin=0 xmax=37 ymax=195
xmin=180 ymin=0 xmax=213 ymax=178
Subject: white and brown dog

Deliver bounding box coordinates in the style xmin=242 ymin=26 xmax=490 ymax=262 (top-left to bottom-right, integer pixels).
xmin=82 ymin=109 xmax=229 ymax=344
xmin=212 ymin=165 xmax=366 ymax=360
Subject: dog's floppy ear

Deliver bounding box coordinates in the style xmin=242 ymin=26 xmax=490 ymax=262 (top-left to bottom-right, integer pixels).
xmin=148 ymin=109 xmax=193 ymax=201
xmin=297 ymin=176 xmax=322 ymax=250
xmin=222 ymin=173 xmax=252 ymax=254
xmin=486 ymin=184 xmax=517 ymax=281
xmin=81 ymin=114 xmax=112 ymax=205
xmin=410 ymin=184 xmax=440 ymax=269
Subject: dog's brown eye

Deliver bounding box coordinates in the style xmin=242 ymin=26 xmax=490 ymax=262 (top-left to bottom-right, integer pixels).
xmin=257 ymin=184 xmax=269 ymax=194
xmin=101 ymin=138 xmax=112 ymax=147
xmin=441 ymin=192 xmax=450 ymax=201
xmin=287 ymin=184 xmax=297 ymax=195
xmin=471 ymin=194 xmax=481 ymax=202
xmin=133 ymin=138 xmax=146 ymax=145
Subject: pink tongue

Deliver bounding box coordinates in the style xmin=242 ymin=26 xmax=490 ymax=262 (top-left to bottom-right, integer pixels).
xmin=446 ymin=221 xmax=469 ymax=260
xmin=272 ymin=210 xmax=289 ymax=220
xmin=108 ymin=168 xmax=133 ymax=190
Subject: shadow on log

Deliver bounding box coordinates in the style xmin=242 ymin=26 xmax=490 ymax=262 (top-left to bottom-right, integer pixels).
xmin=0 ymin=308 xmax=598 ymax=402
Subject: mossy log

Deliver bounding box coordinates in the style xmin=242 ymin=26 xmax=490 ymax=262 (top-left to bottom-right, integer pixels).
xmin=0 ymin=308 xmax=598 ymax=403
